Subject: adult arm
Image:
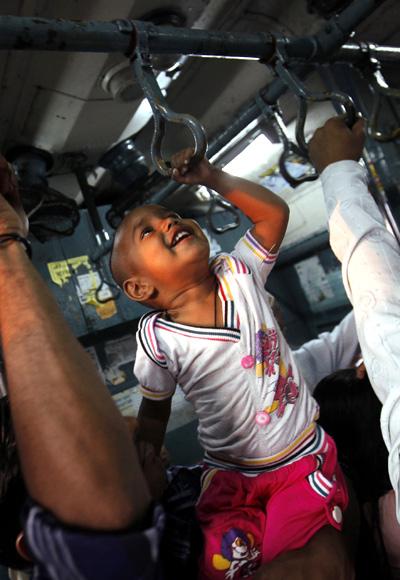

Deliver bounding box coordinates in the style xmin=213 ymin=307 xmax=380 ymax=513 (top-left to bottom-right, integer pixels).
xmin=309 ymin=117 xmax=400 ymax=521
xmin=0 ymin=192 xmax=151 ymax=530
xmin=293 ymin=311 xmax=358 ymax=392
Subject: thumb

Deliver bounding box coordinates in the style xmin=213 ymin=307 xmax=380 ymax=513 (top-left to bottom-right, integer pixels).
xmin=352 ymin=117 xmax=365 ymax=140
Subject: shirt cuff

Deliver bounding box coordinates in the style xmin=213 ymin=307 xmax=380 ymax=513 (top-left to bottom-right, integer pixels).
xmin=320 ymin=161 xmax=369 ymax=218
xmin=320 ymin=159 xmax=363 ymax=179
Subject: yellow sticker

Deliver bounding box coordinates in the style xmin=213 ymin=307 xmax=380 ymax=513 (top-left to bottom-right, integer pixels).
xmin=95 ymin=300 xmax=117 ymax=320
xmin=47 ymin=256 xmax=91 ymax=287
xmin=47 ymin=256 xmax=117 ymax=320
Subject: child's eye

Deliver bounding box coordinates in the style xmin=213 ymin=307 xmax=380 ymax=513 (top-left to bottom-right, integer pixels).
xmin=141 ymin=227 xmax=153 ymax=239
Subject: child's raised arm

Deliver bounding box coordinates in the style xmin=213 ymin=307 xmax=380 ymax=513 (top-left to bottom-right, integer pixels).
xmin=171 ymin=149 xmax=289 ymax=253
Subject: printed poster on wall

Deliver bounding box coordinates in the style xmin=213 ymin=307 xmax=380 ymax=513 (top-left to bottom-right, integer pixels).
xmin=47 ymin=255 xmax=117 ymax=319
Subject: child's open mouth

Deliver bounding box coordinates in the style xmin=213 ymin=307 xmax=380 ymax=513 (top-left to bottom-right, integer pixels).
xmin=170 ymin=228 xmax=193 ymax=247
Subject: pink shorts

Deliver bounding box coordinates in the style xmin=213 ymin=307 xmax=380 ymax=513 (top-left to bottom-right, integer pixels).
xmin=196 ymin=433 xmax=348 ymax=579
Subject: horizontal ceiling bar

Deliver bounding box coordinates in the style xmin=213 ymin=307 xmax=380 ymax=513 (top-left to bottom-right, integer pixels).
xmin=0 ymin=16 xmax=131 ymax=53
xmin=335 ymin=42 xmax=400 ymax=64
xmin=0 ymin=0 xmax=387 ymax=62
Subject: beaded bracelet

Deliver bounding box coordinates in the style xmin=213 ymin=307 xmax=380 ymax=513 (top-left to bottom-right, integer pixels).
xmin=0 ymin=233 xmax=32 ymax=259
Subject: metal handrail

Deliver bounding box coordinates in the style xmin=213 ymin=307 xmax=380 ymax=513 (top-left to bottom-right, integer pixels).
xmin=0 ymin=1 xmax=385 ymax=60
xmin=274 ymin=48 xmax=357 ymax=156
xmin=206 ymin=192 xmax=240 ymax=234
xmin=256 ymin=96 xmax=318 ymax=188
xmin=132 ymin=48 xmax=208 ymax=176
xmin=363 ymin=47 xmax=400 ymax=142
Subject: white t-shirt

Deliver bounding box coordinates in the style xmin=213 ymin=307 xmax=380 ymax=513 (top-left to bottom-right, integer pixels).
xmin=134 ymin=229 xmax=319 ymax=470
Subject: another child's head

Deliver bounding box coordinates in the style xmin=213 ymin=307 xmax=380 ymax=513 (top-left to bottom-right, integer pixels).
xmin=110 ymin=204 xmax=210 ymax=309
xmin=314 ymin=366 xmax=391 ymax=502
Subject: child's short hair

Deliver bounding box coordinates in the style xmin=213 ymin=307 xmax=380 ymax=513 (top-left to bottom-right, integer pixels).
xmin=0 ymin=396 xmax=29 ymax=569
xmin=314 ymin=368 xmax=391 ymax=502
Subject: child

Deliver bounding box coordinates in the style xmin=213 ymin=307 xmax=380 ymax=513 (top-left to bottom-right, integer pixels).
xmin=110 ymin=150 xmax=348 ymax=579
xmin=314 ymin=366 xmax=396 ymax=579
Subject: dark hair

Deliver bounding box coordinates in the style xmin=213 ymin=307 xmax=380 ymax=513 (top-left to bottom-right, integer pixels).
xmin=315 ymin=368 xmax=394 ymax=578
xmin=0 ymin=396 xmax=29 ymax=569
xmin=314 ymin=368 xmax=391 ymax=503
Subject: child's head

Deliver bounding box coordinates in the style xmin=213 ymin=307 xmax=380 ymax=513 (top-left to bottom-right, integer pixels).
xmin=314 ymin=367 xmax=391 ymax=502
xmin=110 ymin=204 xmax=210 ymax=308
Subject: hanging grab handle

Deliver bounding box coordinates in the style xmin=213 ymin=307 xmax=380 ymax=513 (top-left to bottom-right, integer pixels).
xmin=295 ymin=89 xmax=357 ymax=155
xmin=206 ymin=192 xmax=240 ymax=234
xmin=256 ymin=96 xmax=318 ymax=188
xmin=364 ymin=48 xmax=400 ymax=142
xmin=132 ymin=49 xmax=208 ymax=176
xmin=274 ymin=59 xmax=357 ymax=156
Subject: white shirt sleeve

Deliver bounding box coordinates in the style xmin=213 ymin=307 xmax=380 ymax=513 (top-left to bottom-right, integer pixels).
xmin=233 ymin=228 xmax=279 ymax=288
xmin=321 ymin=160 xmax=400 ymax=522
xmin=294 ymin=311 xmax=358 ymax=393
xmin=134 ymin=327 xmax=176 ymax=401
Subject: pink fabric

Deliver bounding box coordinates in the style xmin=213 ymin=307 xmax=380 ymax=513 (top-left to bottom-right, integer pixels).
xmin=379 ymin=490 xmax=400 ymax=568
xmin=196 ymin=435 xmax=348 ymax=579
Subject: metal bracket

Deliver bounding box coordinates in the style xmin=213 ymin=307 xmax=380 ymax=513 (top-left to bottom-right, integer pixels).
xmin=132 ymin=28 xmax=208 ymax=176
xmin=363 ymin=44 xmax=400 ymax=142
xmin=256 ymin=95 xmax=318 ymax=188
xmin=113 ymin=19 xmax=136 ymax=58
xmin=206 ymin=191 xmax=240 ymax=234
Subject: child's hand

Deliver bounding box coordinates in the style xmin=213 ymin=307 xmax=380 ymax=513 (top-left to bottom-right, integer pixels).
xmin=170 ymin=147 xmax=216 ymax=186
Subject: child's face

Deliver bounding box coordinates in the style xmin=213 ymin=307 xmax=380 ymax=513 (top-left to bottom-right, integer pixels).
xmin=122 ymin=204 xmax=210 ymax=291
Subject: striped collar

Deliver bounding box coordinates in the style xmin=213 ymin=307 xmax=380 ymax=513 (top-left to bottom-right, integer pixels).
xmin=211 ymin=254 xmax=249 ymax=331
xmin=138 ymin=252 xmax=254 ymax=346
xmin=155 ymin=316 xmax=240 ymax=342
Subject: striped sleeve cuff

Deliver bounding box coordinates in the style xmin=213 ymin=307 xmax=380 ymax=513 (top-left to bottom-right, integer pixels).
xmin=243 ymin=229 xmax=278 ymax=264
xmin=140 ymin=384 xmax=175 ymax=401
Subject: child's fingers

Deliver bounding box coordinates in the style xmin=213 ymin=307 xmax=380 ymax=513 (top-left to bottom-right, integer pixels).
xmin=171 ymin=166 xmax=188 ymax=177
xmin=170 ymin=147 xmax=195 ymax=169
xmin=352 ymin=117 xmax=365 ymax=137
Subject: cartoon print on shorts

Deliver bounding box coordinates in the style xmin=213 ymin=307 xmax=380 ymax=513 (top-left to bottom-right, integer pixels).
xmin=255 ymin=324 xmax=280 ymax=378
xmin=212 ymin=528 xmax=261 ymax=579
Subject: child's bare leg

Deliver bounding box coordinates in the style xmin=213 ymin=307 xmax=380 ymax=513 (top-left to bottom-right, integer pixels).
xmin=253 ymin=526 xmax=354 ymax=580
